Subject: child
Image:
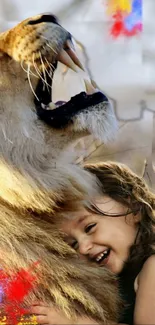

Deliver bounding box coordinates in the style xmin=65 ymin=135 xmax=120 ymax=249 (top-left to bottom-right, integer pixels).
xmin=31 ymin=161 xmax=155 ymax=325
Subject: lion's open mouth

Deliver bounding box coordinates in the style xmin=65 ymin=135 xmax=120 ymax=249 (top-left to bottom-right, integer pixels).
xmin=34 ymin=34 xmax=108 ymax=129
xmin=0 ymin=12 xmax=111 ymax=132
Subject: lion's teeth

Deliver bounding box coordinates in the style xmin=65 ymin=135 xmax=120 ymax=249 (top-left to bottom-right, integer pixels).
xmin=65 ymin=39 xmax=75 ymax=51
xmin=57 ymin=49 xmax=77 ymax=72
xmin=48 ymin=102 xmax=56 ymax=110
xmin=65 ymin=40 xmax=85 ymax=71
xmin=41 ymin=103 xmax=46 ymax=109
xmin=84 ymin=79 xmax=96 ymax=95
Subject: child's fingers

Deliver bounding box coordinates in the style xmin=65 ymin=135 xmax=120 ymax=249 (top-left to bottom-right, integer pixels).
xmin=35 ymin=314 xmax=49 ymax=324
xmin=31 ymin=305 xmax=49 ymax=315
xmin=32 ymin=301 xmax=49 ymax=307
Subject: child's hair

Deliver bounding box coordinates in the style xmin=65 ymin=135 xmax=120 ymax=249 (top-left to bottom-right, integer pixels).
xmin=84 ymin=161 xmax=155 ymax=270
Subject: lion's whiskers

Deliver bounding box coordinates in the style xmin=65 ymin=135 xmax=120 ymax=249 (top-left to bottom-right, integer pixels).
xmin=33 ymin=53 xmax=52 ymax=90
xmin=21 ymin=60 xmax=39 ymax=83
xmin=47 ymin=42 xmax=58 ymax=56
xmin=44 ymin=57 xmax=58 ymax=88
xmin=1 ymin=125 xmax=13 ymax=144
xmin=39 ymin=52 xmax=50 ymax=93
xmin=27 ymin=63 xmax=39 ymax=101
xmin=41 ymin=36 xmax=58 ymax=56
xmin=21 ymin=60 xmax=37 ymax=79
xmin=32 ymin=54 xmax=46 ymax=90
xmin=43 ymin=57 xmax=54 ymax=80
xmin=44 ymin=57 xmax=55 ymax=77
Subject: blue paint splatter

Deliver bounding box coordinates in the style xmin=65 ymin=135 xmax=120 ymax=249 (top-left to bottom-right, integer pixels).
xmin=124 ymin=0 xmax=142 ymax=31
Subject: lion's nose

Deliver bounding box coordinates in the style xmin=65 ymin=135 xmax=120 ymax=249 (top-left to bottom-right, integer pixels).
xmin=27 ymin=13 xmax=59 ymax=26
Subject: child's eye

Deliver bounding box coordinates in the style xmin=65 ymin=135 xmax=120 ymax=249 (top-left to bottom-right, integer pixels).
xmin=85 ymin=223 xmax=96 ymax=233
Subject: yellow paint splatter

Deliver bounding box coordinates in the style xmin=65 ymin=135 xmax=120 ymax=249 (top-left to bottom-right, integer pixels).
xmin=107 ymin=0 xmax=132 ymax=14
xmin=0 ymin=315 xmax=6 ymax=325
xmin=17 ymin=315 xmax=38 ymax=325
xmin=0 ymin=315 xmax=38 ymax=325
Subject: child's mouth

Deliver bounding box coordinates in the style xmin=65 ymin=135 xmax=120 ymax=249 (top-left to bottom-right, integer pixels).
xmin=95 ymin=249 xmax=111 ymax=266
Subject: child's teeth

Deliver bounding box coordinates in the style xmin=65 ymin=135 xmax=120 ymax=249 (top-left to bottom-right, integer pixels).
xmin=96 ymin=252 xmax=104 ymax=262
xmin=96 ymin=250 xmax=108 ymax=262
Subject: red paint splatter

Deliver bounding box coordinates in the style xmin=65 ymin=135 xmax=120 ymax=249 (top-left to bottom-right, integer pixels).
xmin=0 ymin=261 xmax=40 ymax=324
xmin=110 ymin=11 xmax=141 ymax=38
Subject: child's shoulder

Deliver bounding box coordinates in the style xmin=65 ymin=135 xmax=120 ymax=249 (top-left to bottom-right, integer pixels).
xmin=133 ymin=255 xmax=155 ymax=323
xmin=134 ymin=255 xmax=155 ymax=292
xmin=139 ymin=255 xmax=155 ymax=282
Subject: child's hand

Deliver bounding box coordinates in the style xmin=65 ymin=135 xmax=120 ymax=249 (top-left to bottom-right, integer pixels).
xmin=30 ymin=302 xmax=99 ymax=325
xmin=30 ymin=302 xmax=72 ymax=325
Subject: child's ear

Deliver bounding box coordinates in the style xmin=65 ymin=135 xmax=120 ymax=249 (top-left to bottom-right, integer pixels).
xmin=134 ymin=211 xmax=141 ymax=223
xmin=128 ymin=208 xmax=141 ymax=225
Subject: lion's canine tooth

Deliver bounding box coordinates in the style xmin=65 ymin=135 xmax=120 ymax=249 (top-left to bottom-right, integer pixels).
xmin=65 ymin=40 xmax=85 ymax=71
xmin=57 ymin=49 xmax=77 ymax=72
xmin=41 ymin=103 xmax=46 ymax=109
xmin=66 ymin=39 xmax=75 ymax=50
xmin=84 ymin=79 xmax=96 ymax=95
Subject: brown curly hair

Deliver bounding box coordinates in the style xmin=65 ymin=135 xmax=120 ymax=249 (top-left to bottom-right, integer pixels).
xmin=84 ymin=161 xmax=155 ymax=271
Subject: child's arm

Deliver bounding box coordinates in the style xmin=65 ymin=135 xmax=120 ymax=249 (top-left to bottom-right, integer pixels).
xmin=134 ymin=255 xmax=155 ymax=324
xmin=30 ymin=304 xmax=128 ymax=324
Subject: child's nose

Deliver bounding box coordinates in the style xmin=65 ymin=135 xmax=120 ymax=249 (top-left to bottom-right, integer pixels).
xmin=78 ymin=239 xmax=93 ymax=255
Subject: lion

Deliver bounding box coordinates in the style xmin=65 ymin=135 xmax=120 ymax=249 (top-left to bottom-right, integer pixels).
xmin=0 ymin=13 xmax=120 ymax=323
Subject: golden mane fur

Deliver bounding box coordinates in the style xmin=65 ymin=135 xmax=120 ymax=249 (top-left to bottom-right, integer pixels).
xmin=0 ymin=14 xmax=120 ymax=323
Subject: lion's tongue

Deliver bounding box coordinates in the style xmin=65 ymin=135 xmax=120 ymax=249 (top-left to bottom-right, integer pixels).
xmin=48 ymin=101 xmax=66 ymax=110
xmin=55 ymin=101 xmax=66 ymax=106
xmin=49 ymin=79 xmax=97 ymax=110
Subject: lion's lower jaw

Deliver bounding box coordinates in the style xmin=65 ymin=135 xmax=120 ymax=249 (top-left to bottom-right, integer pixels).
xmin=0 ymin=108 xmax=106 ymax=212
xmin=73 ymin=101 xmax=118 ymax=143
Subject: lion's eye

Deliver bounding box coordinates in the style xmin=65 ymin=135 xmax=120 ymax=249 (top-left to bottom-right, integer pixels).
xmin=85 ymin=223 xmax=96 ymax=233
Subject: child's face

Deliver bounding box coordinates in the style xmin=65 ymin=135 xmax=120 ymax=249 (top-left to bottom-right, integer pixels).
xmin=61 ymin=196 xmax=139 ymax=274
